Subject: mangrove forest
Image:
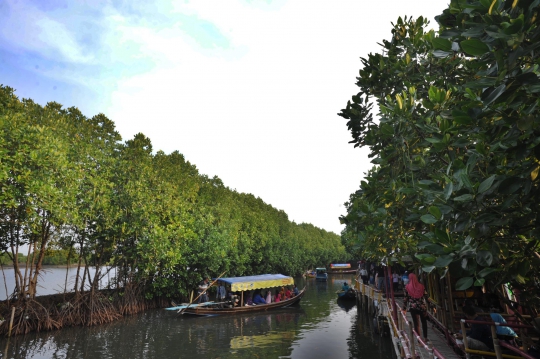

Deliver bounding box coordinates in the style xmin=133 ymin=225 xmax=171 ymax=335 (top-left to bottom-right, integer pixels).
xmin=0 ymin=85 xmax=347 ymax=335
xmin=339 ymin=0 xmax=540 ymax=318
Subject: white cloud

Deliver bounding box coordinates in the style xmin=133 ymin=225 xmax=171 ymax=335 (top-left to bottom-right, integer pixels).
xmin=0 ymin=0 xmax=93 ymax=64
xmin=1 ymin=0 xmax=448 ymax=234
xmin=103 ymin=0 xmax=447 ymax=234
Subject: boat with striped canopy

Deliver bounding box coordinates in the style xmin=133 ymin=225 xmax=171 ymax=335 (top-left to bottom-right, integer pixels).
xmin=166 ymin=274 xmax=306 ymax=316
xmin=327 ymin=263 xmax=356 ymax=274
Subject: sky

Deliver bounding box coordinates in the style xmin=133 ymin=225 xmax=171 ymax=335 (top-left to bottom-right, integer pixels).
xmin=0 ymin=0 xmax=448 ymax=235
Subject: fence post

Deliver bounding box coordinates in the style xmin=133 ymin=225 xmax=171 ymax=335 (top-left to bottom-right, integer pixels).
xmin=491 ymin=325 xmax=503 ymax=359
xmin=460 ymin=319 xmax=471 ymax=359
xmin=408 ymin=320 xmax=416 ymax=358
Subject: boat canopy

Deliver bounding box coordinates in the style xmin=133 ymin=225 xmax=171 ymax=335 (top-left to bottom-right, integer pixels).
xmin=218 ymin=274 xmax=294 ymax=292
xmin=316 ymin=267 xmax=327 ymax=271
xmin=330 ymin=263 xmax=351 ymax=269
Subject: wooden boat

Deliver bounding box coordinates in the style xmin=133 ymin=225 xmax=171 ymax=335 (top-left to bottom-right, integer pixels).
xmin=327 ymin=263 xmax=356 ymax=274
xmin=167 ymin=274 xmax=306 ymax=316
xmin=336 ymin=289 xmax=356 ymax=301
xmin=305 ymin=270 xmax=316 ymax=278
xmin=315 ymin=267 xmax=327 ymax=281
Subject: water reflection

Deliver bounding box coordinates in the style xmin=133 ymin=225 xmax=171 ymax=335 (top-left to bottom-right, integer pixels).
xmin=1 ymin=276 xmax=395 ymax=359
xmin=337 ymin=299 xmax=356 ymax=313
xmin=348 ymin=304 xmax=396 ymax=359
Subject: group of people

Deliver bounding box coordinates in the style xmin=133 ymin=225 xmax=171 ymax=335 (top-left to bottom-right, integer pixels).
xmin=196 ymin=278 xmax=299 ymax=306
xmin=355 ymin=263 xmax=540 ymax=357
xmin=357 ymin=263 xmax=409 ymax=293
xmin=403 ymin=272 xmax=523 ymax=354
xmin=245 ymin=285 xmax=300 ymax=306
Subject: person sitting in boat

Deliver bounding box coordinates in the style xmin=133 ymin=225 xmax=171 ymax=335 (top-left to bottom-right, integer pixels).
xmin=342 ymin=282 xmax=351 ymax=292
xmin=275 ymin=290 xmax=282 ymax=302
xmin=293 ymin=284 xmax=299 ymax=296
xmin=230 ymin=293 xmax=239 ymax=307
xmin=265 ymin=290 xmax=272 ymax=303
xmin=253 ymin=291 xmax=266 ymax=305
xmin=284 ymin=287 xmax=292 ymax=299
xmin=245 ymin=293 xmax=254 ymax=306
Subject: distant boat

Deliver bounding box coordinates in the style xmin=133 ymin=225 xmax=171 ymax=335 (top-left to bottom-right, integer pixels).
xmin=305 ymin=270 xmax=316 ymax=278
xmin=315 ymin=268 xmax=327 ymax=282
xmin=327 ymin=263 xmax=356 ymax=274
xmin=336 ymin=289 xmax=356 ymax=301
xmin=166 ymin=274 xmax=305 ymax=316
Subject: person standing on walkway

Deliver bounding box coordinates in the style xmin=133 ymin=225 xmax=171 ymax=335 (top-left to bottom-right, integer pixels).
xmin=402 ymin=271 xmax=409 ymax=290
xmin=359 ymin=267 xmax=368 ymax=284
xmin=375 ymin=265 xmax=386 ymax=292
xmin=403 ymin=273 xmax=429 ymax=341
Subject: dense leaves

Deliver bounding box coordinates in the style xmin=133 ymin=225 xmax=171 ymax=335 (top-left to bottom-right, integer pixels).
xmin=340 ymin=0 xmax=540 ymax=312
xmin=0 ymin=85 xmax=348 ymax=302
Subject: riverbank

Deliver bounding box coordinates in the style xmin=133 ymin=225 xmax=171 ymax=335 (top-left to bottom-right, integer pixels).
xmin=0 ymin=286 xmax=170 ymax=336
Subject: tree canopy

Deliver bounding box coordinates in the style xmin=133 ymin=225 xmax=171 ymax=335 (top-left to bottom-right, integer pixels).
xmin=0 ymin=85 xmax=348 ymax=302
xmin=339 ymin=0 xmax=540 ymax=313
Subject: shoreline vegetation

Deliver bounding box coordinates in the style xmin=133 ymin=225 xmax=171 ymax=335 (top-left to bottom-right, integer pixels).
xmin=0 ymin=85 xmax=349 ymax=336
xmin=337 ymin=0 xmax=540 ymax=331
xmin=0 ymin=288 xmax=169 ymax=336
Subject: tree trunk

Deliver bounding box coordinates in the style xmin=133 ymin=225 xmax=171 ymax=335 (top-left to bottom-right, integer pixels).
xmin=28 ymin=217 xmax=51 ymax=299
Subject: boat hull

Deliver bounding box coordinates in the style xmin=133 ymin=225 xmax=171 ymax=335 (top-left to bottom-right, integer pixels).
xmin=181 ymin=287 xmax=306 ymax=315
xmin=336 ymin=290 xmax=356 ymax=301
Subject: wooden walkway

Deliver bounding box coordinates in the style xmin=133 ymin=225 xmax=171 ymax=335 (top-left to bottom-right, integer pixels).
xmin=395 ymin=297 xmax=462 ymax=359
xmin=354 ymin=280 xmax=462 ymax=359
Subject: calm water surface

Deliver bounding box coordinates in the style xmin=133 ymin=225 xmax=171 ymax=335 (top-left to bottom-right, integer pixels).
xmin=1 ymin=266 xmax=115 ymax=300
xmin=0 ymin=275 xmax=394 ymax=359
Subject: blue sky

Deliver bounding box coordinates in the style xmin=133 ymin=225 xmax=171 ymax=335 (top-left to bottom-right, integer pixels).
xmin=1 ymin=0 xmax=448 ymax=234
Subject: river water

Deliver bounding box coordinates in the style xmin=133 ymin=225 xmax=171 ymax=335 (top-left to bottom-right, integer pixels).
xmin=1 ymin=266 xmax=115 ymax=300
xmin=0 ymin=273 xmax=395 ymax=359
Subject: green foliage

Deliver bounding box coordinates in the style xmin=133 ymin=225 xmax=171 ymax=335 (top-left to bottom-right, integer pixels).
xmin=0 ymin=85 xmax=347 ymax=300
xmin=340 ymin=1 xmax=540 ymax=312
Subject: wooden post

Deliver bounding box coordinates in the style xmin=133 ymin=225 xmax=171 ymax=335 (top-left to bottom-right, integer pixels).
xmin=491 ymin=325 xmax=503 ymax=359
xmin=408 ymin=320 xmax=416 ymax=358
xmin=460 ymin=319 xmax=471 ymax=359
xmin=241 ymin=291 xmax=244 ymax=307
xmin=387 ymin=265 xmax=397 ymax=322
xmin=447 ymin=271 xmax=455 ymax=333
xmin=8 ymin=306 xmax=15 ymax=337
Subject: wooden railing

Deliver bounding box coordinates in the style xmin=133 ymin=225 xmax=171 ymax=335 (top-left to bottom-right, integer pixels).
xmin=354 ymin=278 xmax=447 ymax=359
xmin=459 ymin=319 xmax=536 ymax=359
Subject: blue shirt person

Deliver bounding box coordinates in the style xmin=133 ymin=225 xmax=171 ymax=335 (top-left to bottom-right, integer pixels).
xmin=253 ymin=292 xmax=266 ymax=304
